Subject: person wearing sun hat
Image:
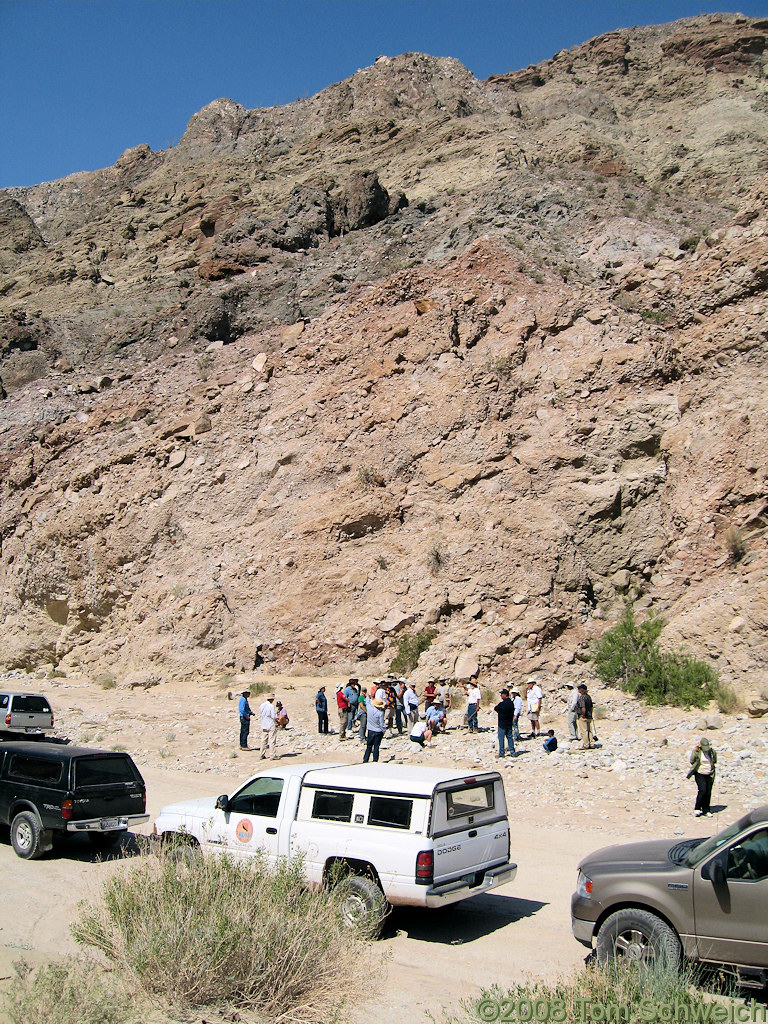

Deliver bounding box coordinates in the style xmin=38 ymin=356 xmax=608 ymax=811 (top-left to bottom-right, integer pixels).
xmin=493 ymin=688 xmax=516 ymax=758
xmin=363 ymin=695 xmax=386 ymax=763
xmin=687 ymin=737 xmax=718 ymax=817
xmin=237 ymin=690 xmax=254 ymax=750
xmin=258 ymin=693 xmax=279 ymax=759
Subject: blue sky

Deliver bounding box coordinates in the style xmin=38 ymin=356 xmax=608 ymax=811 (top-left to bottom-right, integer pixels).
xmin=2 ymin=0 xmax=766 ymax=188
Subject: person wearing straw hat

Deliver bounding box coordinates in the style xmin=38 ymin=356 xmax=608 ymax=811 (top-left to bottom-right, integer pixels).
xmin=363 ymin=696 xmax=386 ymax=763
xmin=687 ymin=737 xmax=718 ymax=817
xmin=258 ymin=693 xmax=279 ymax=759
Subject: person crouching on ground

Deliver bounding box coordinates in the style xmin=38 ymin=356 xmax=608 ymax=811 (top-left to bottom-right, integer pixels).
xmin=425 ymin=701 xmax=446 ymax=734
xmin=363 ymin=697 xmax=386 ymax=763
xmin=275 ymin=701 xmax=289 ymax=728
xmin=543 ymin=729 xmax=558 ymax=753
xmin=409 ymin=720 xmax=433 ymax=750
xmin=687 ymin=737 xmax=717 ymax=817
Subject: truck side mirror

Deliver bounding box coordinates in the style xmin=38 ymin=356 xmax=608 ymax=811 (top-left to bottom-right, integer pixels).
xmin=215 ymin=794 xmax=230 ymax=812
xmin=710 ymin=859 xmax=726 ymax=886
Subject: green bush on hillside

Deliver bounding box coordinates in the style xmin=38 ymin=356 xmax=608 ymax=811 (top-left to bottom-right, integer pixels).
xmin=389 ymin=628 xmax=438 ymax=675
xmin=590 ymin=605 xmax=718 ymax=709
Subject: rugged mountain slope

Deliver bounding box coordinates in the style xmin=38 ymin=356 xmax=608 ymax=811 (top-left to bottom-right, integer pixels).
xmin=0 ymin=14 xmax=766 ymax=693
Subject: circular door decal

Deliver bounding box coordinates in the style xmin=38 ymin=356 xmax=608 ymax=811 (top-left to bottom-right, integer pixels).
xmin=236 ymin=819 xmax=253 ymax=843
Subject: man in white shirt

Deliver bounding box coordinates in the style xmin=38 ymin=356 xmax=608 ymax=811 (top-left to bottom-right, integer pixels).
xmin=404 ymin=682 xmax=420 ymax=726
xmin=466 ymin=678 xmax=481 ymax=733
xmin=510 ymin=687 xmax=523 ymax=741
xmin=526 ymin=677 xmax=543 ymax=739
xmin=565 ymin=683 xmax=580 ymax=741
xmin=259 ymin=694 xmax=279 ymax=759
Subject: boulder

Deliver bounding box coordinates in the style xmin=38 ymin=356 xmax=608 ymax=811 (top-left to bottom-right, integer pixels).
xmin=454 ymin=651 xmax=480 ymax=681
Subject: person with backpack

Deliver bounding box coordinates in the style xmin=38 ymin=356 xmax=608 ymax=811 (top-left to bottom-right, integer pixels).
xmin=687 ymin=738 xmax=717 ymax=817
xmin=576 ymin=683 xmax=594 ymax=750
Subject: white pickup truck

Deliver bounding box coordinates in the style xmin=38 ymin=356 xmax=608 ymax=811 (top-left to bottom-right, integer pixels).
xmin=153 ymin=762 xmax=516 ymax=936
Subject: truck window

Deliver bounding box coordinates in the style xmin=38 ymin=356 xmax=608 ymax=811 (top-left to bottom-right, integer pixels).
xmin=727 ymin=828 xmax=768 ymax=882
xmin=8 ymin=755 xmax=62 ymax=786
xmin=229 ymin=777 xmax=283 ymax=817
xmin=312 ymin=790 xmax=354 ymax=823
xmin=446 ymin=782 xmax=494 ymax=819
xmin=10 ymin=695 xmax=51 ymax=714
xmin=368 ymin=796 xmax=412 ymax=830
xmin=75 ymin=757 xmax=140 ymax=787
xmin=0 ymin=695 xmax=7 ymax=708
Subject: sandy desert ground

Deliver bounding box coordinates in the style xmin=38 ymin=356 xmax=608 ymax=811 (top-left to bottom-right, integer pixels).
xmin=0 ymin=670 xmax=764 ymax=1023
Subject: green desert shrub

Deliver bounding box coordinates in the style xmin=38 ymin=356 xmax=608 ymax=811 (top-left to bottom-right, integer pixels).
xmin=390 ymin=628 xmax=438 ymax=675
xmin=71 ymin=847 xmax=375 ymax=1023
xmin=591 ymin=605 xmax=718 ymax=709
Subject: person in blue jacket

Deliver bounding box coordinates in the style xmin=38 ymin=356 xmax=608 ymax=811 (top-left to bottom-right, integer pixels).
xmin=238 ymin=690 xmax=253 ymax=750
xmin=315 ymin=686 xmax=329 ymax=734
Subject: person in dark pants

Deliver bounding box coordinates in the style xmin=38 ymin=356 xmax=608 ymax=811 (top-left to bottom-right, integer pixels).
xmin=363 ymin=697 xmax=386 ymax=763
xmin=687 ymin=737 xmax=717 ymax=817
xmin=315 ymin=686 xmax=328 ymax=734
xmin=494 ymin=688 xmax=516 ymax=758
xmin=238 ymin=690 xmax=253 ymax=750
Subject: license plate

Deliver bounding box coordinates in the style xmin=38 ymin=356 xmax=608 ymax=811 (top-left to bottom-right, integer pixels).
xmin=100 ymin=818 xmax=119 ymax=830
xmin=25 ymin=727 xmax=41 ymax=734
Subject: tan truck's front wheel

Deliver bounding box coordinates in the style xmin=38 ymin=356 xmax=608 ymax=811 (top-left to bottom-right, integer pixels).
xmin=596 ymin=908 xmax=681 ymax=968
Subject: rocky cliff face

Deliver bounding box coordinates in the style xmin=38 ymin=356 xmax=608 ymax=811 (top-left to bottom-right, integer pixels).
xmin=1 ymin=13 xmax=767 ymax=692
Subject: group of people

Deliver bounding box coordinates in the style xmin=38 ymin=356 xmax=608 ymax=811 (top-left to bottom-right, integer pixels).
xmin=238 ymin=676 xmax=720 ymax=820
xmin=237 ymin=673 xmax=601 ymax=765
xmin=313 ymin=676 xmax=454 ymax=761
xmin=310 ymin=673 xmax=585 ymax=762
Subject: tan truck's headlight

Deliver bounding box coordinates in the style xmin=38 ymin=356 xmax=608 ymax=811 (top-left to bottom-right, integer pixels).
xmin=577 ymin=871 xmax=593 ymax=898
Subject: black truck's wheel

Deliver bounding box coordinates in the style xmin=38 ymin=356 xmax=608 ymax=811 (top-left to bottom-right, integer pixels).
xmin=11 ymin=810 xmax=45 ymax=860
xmin=337 ymin=874 xmax=389 ymax=939
xmin=596 ymin=908 xmax=681 ymax=968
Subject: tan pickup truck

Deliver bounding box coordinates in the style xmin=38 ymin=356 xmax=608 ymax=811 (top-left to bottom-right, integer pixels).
xmin=571 ymin=805 xmax=768 ymax=989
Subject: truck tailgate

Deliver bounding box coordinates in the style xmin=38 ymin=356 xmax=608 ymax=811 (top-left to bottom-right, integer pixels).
xmin=431 ymin=774 xmax=510 ymax=884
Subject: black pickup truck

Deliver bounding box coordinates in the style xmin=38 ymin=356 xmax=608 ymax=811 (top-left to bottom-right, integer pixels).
xmin=0 ymin=741 xmax=149 ymax=859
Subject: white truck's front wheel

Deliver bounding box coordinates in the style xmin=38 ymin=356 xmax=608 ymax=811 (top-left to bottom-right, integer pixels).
xmin=337 ymin=875 xmax=389 ymax=939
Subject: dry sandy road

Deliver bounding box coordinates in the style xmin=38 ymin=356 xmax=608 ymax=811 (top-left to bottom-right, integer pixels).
xmin=0 ymin=764 xmax=641 ymax=1023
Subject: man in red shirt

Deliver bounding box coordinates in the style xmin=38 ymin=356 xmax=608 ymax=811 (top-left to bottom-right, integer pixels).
xmin=336 ymin=683 xmax=350 ymax=740
xmin=423 ymin=680 xmax=437 ymax=712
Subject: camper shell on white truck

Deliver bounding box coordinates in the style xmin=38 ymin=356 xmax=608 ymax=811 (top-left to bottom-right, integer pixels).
xmin=153 ymin=762 xmax=516 ymax=935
